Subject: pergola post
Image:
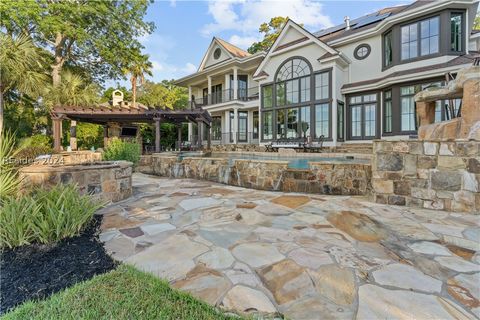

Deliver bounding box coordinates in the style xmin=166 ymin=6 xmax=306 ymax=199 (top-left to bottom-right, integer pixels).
xmin=103 ymin=125 xmax=109 ymax=148
xmin=155 ymin=117 xmax=161 ymax=153
xmin=177 ymin=124 xmax=182 ymax=150
xmin=207 ymin=125 xmax=211 ymax=150
xmin=70 ymin=120 xmax=77 ymax=151
xmin=197 ymin=120 xmax=202 ymax=149
xmin=53 ymin=117 xmax=62 ymax=153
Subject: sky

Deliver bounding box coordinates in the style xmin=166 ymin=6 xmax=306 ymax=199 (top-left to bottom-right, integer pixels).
xmin=107 ymin=0 xmax=409 ymax=88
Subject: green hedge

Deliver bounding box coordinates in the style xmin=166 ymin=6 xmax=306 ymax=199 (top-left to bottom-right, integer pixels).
xmin=103 ymin=138 xmax=141 ymax=165
xmin=0 ymin=184 xmax=103 ymax=249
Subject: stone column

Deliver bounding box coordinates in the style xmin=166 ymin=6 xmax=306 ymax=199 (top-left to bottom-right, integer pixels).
xmin=103 ymin=125 xmax=109 ymax=148
xmin=52 ymin=117 xmax=62 ymax=153
xmin=155 ymin=117 xmax=161 ymax=153
xmin=233 ymin=67 xmax=238 ymax=100
xmin=69 ymin=120 xmax=77 ymax=151
xmin=177 ymin=124 xmax=182 ymax=150
xmin=416 ymin=101 xmax=436 ymax=127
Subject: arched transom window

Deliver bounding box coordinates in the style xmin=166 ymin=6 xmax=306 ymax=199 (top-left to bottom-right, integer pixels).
xmin=276 ymin=58 xmax=311 ymax=82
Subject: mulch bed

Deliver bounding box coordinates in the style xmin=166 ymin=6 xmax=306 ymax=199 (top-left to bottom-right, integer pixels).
xmin=0 ymin=215 xmax=117 ymax=314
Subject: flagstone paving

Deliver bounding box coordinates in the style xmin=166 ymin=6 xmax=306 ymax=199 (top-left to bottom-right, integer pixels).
xmin=99 ymin=173 xmax=480 ymax=319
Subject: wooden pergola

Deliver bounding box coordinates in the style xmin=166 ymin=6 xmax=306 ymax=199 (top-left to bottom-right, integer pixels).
xmin=51 ymin=101 xmax=212 ymax=153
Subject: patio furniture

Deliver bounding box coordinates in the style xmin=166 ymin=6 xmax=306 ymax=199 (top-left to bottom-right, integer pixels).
xmin=270 ymin=139 xmax=306 ymax=152
xmin=305 ymin=135 xmax=324 ymax=153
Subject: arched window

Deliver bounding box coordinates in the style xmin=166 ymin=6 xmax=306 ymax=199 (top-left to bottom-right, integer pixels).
xmin=275 ymin=58 xmax=311 ymax=82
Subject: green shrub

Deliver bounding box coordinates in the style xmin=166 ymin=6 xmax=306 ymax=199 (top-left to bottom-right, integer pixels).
xmin=103 ymin=137 xmax=141 ymax=165
xmin=19 ymin=134 xmax=53 ymax=149
xmin=0 ymin=129 xmax=21 ymax=200
xmin=0 ymin=184 xmax=103 ymax=249
xmin=16 ymin=134 xmax=53 ymax=163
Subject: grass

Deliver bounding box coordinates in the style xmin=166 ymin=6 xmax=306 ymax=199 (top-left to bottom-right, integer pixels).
xmin=2 ymin=265 xmax=241 ymax=320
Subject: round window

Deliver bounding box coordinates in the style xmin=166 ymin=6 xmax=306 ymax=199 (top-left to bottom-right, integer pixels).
xmin=213 ymin=48 xmax=221 ymax=60
xmin=354 ymin=44 xmax=371 ymax=60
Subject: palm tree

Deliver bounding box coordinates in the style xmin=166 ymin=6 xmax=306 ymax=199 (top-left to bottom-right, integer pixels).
xmin=123 ymin=53 xmax=153 ymax=108
xmin=43 ymin=70 xmax=99 ymax=108
xmin=0 ymin=33 xmax=48 ymax=134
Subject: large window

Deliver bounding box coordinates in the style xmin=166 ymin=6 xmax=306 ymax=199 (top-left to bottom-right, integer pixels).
xmin=276 ymin=109 xmax=286 ymax=139
xmin=384 ymin=90 xmax=392 ymax=133
xmin=276 ymin=58 xmax=311 ymax=81
xmin=315 ymin=72 xmax=329 ymax=100
xmin=212 ymin=116 xmax=221 ymax=140
xmin=262 ymin=85 xmax=273 ymax=108
xmin=451 ymin=13 xmax=462 ymax=52
xmin=401 ymin=23 xmax=418 ymax=60
xmin=286 ymin=108 xmax=299 ymax=139
xmin=348 ymin=94 xmax=377 ymax=139
xmin=286 ymin=79 xmax=299 ymax=104
xmin=384 ymin=31 xmax=393 ymax=67
xmin=263 ymin=111 xmax=273 ymax=140
xmin=420 ymin=17 xmax=439 ymax=56
xmin=337 ymin=101 xmax=344 ymax=141
xmin=300 ymin=77 xmax=310 ymax=102
xmin=300 ymin=106 xmax=311 ymax=138
xmin=400 ymin=86 xmax=416 ymax=131
xmin=253 ymin=111 xmax=259 ymax=139
xmin=315 ymin=104 xmax=329 ymax=139
xmin=276 ymin=82 xmax=286 ymax=106
xmin=275 ymin=58 xmax=311 ymax=107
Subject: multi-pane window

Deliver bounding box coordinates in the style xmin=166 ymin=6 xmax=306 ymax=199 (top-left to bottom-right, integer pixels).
xmin=351 ymin=106 xmax=362 ymax=138
xmin=420 ymin=17 xmax=439 ymax=56
xmin=300 ymin=106 xmax=311 ymax=138
xmin=263 ymin=111 xmax=273 ymax=140
xmin=286 ymin=79 xmax=299 ymax=104
xmin=300 ymin=76 xmax=310 ymax=102
xmin=287 ymin=108 xmax=299 ymax=139
xmin=349 ymin=94 xmax=377 ymax=139
xmin=401 ymin=23 xmax=418 ymax=60
xmin=276 ymin=109 xmax=286 ymax=139
xmin=315 ymin=104 xmax=329 ymax=138
xmin=262 ymin=85 xmax=273 ymax=108
xmin=315 ymin=72 xmax=329 ymax=100
xmin=384 ymin=90 xmax=392 ymax=133
xmin=276 ymin=59 xmax=311 ymax=81
xmin=276 ymin=82 xmax=286 ymax=106
xmin=253 ymin=111 xmax=259 ymax=139
xmin=364 ymin=104 xmax=376 ymax=137
xmin=400 ymin=86 xmax=416 ymax=131
xmin=238 ymin=111 xmax=248 ymax=142
xmin=451 ymin=13 xmax=462 ymax=52
xmin=337 ymin=101 xmax=344 ymax=140
xmin=211 ymin=116 xmax=221 ymax=140
xmin=384 ymin=31 xmax=393 ymax=67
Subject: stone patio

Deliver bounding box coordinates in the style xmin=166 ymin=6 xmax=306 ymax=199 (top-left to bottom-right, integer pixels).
xmin=99 ymin=173 xmax=480 ymax=319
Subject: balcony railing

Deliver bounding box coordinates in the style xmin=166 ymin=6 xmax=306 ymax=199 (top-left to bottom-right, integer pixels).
xmin=191 ymin=86 xmax=259 ymax=108
xmin=210 ymin=132 xmax=260 ymax=144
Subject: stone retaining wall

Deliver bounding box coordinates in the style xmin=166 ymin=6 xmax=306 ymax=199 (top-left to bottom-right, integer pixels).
xmin=46 ymin=151 xmax=103 ymax=165
xmin=20 ymin=161 xmax=133 ymax=203
xmin=138 ymin=154 xmax=371 ymax=195
xmin=372 ymin=140 xmax=479 ymax=213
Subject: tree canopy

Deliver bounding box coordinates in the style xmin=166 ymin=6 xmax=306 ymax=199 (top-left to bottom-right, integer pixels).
xmin=247 ymin=17 xmax=289 ymax=54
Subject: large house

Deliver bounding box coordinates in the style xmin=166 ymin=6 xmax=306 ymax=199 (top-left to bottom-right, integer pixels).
xmin=174 ymin=0 xmax=480 ymax=147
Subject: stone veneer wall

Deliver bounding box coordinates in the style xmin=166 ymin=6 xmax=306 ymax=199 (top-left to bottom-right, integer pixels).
xmin=372 ymin=140 xmax=479 ymax=213
xmin=137 ymin=155 xmax=371 ymax=195
xmin=20 ymin=161 xmax=133 ymax=203
xmin=44 ymin=151 xmax=103 ymax=165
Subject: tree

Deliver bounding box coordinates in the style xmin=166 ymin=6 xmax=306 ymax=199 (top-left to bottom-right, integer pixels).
xmin=137 ymin=80 xmax=188 ymax=110
xmin=43 ymin=70 xmax=100 ymax=108
xmin=0 ymin=33 xmax=48 ymax=134
xmin=122 ymin=52 xmax=153 ymax=108
xmin=247 ymin=17 xmax=290 ymax=54
xmin=1 ymin=0 xmax=154 ymax=86
xmin=474 ymin=12 xmax=480 ymax=30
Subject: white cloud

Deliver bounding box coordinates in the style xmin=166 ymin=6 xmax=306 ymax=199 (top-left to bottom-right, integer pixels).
xmin=201 ymin=0 xmax=334 ymax=49
xmin=182 ymin=62 xmax=197 ymax=74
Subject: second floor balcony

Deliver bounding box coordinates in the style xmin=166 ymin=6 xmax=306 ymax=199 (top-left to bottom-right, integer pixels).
xmin=191 ymin=86 xmax=259 ymax=108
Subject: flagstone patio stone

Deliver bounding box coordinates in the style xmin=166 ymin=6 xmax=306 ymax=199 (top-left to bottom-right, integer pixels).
xmin=99 ymin=173 xmax=480 ymax=318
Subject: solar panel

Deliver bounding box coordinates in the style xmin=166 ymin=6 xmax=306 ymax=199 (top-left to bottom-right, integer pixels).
xmin=353 ymin=12 xmax=391 ymax=29
xmin=314 ymin=22 xmax=358 ymax=37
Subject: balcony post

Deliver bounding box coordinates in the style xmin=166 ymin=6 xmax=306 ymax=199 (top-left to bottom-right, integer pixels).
xmin=225 ymin=73 xmax=230 ymax=101
xmin=154 ymin=117 xmax=161 ymax=153
xmin=233 ymin=67 xmax=238 ymax=100
xmin=233 ymin=107 xmax=238 ymax=144
xmin=207 ymin=76 xmax=212 ymax=105
xmin=197 ymin=119 xmax=203 ymax=148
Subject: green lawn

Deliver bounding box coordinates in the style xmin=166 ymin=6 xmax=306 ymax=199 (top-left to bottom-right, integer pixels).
xmin=3 ymin=265 xmax=240 ymax=320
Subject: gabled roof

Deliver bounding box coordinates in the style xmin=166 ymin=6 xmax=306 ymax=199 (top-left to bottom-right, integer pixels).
xmin=197 ymin=37 xmax=251 ymax=72
xmin=253 ymin=19 xmax=338 ymax=79
xmin=216 ymin=38 xmax=251 ymax=58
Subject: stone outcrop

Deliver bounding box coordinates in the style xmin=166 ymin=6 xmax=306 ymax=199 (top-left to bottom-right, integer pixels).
xmin=415 ymin=66 xmax=480 ymax=141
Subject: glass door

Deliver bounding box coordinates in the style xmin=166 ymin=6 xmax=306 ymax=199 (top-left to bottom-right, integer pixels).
xmin=238 ymin=111 xmax=248 ymax=142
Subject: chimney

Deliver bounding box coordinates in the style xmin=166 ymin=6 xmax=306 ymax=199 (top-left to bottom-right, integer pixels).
xmin=344 ymin=16 xmax=350 ymax=30
xmin=112 ymin=90 xmax=124 ymax=106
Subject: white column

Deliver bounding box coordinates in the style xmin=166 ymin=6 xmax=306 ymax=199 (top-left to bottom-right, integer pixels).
xmin=331 ymin=67 xmax=338 ymax=146
xmin=225 ymin=73 xmax=230 ymax=101
xmin=207 ymin=76 xmax=212 ymax=105
xmin=233 ymin=67 xmax=238 ymax=100
xmin=224 ymin=110 xmax=230 ymax=144
xmin=233 ymin=107 xmax=238 ymax=144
